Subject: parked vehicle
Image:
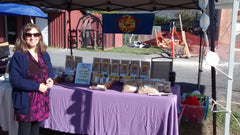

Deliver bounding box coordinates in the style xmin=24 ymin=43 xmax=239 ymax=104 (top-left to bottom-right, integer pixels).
xmin=129 ymin=41 xmax=151 ymax=48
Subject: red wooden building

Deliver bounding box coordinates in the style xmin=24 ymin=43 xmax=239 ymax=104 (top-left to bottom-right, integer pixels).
xmin=0 ymin=10 xmax=123 ymax=50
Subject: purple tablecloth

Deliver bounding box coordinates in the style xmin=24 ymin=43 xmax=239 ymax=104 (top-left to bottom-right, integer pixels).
xmin=42 ymin=83 xmax=180 ymax=135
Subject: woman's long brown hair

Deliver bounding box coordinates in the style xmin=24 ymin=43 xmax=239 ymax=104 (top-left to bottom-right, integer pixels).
xmin=13 ymin=23 xmax=47 ymax=54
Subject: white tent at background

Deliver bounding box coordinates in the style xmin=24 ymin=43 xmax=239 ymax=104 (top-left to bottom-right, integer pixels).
xmin=215 ymin=0 xmax=239 ymax=9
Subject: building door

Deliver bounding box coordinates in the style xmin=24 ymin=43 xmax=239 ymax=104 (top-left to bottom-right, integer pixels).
xmin=36 ymin=14 xmax=49 ymax=45
xmin=82 ymin=29 xmax=95 ymax=48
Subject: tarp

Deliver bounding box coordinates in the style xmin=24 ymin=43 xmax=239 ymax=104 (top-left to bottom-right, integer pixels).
xmin=0 ymin=3 xmax=48 ymax=19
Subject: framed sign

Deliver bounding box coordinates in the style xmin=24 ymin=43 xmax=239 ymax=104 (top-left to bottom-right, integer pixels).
xmin=111 ymin=59 xmax=120 ymax=75
xmin=65 ymin=55 xmax=74 ymax=70
xmin=130 ymin=60 xmax=140 ymax=78
xmin=75 ymin=63 xmax=92 ymax=85
xmin=101 ymin=58 xmax=110 ymax=75
xmin=140 ymin=61 xmax=150 ymax=79
xmin=120 ymin=60 xmax=130 ymax=77
xmin=74 ymin=56 xmax=82 ymax=70
xmin=92 ymin=57 xmax=101 ymax=73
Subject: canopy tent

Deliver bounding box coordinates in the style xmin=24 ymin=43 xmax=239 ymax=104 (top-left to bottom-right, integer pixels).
xmin=1 ymin=0 xmax=238 ymax=135
xmin=1 ymin=0 xmax=202 ymax=56
xmin=0 ymin=2 xmax=48 ymax=45
xmin=0 ymin=3 xmax=48 ymax=19
xmin=2 ymin=0 xmax=201 ymax=11
xmin=0 ymin=2 xmax=48 ymax=26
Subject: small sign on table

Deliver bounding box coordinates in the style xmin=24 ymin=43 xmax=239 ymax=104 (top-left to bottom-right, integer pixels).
xmin=75 ymin=63 xmax=92 ymax=85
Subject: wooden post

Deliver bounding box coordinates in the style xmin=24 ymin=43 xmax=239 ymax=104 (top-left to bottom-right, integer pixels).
xmin=179 ymin=14 xmax=191 ymax=58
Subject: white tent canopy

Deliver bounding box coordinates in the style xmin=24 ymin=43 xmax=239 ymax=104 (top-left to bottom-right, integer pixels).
xmin=215 ymin=0 xmax=239 ymax=9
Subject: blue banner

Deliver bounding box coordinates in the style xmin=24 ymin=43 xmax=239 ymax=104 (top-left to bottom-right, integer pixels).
xmin=103 ymin=14 xmax=154 ymax=34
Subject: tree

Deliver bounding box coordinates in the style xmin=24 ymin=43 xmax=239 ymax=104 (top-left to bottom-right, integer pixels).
xmin=153 ymin=16 xmax=170 ymax=26
xmin=175 ymin=10 xmax=202 ymax=34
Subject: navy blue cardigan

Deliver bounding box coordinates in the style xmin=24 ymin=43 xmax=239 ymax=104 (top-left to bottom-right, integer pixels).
xmin=9 ymin=51 xmax=54 ymax=114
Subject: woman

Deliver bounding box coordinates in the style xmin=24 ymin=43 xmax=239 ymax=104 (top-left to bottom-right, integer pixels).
xmin=9 ymin=23 xmax=54 ymax=135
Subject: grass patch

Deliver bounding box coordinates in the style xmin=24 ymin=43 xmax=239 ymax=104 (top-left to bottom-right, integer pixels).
xmin=213 ymin=110 xmax=240 ymax=134
xmin=76 ymin=46 xmax=103 ymax=52
xmin=180 ymin=103 xmax=240 ymax=135
xmin=104 ymin=47 xmax=164 ymax=55
xmin=76 ymin=46 xmax=164 ymax=55
xmin=49 ymin=45 xmax=165 ymax=55
xmin=203 ymin=104 xmax=240 ymax=134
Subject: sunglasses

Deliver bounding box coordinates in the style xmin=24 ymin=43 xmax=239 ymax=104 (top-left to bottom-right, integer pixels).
xmin=25 ymin=33 xmax=40 ymax=38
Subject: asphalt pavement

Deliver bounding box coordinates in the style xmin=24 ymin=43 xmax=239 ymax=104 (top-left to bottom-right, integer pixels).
xmin=46 ymin=47 xmax=240 ymax=103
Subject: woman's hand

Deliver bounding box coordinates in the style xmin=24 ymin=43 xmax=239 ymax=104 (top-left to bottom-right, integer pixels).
xmin=39 ymin=83 xmax=48 ymax=93
xmin=46 ymin=78 xmax=54 ymax=88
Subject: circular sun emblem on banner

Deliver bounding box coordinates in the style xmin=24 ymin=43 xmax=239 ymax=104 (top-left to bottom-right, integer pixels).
xmin=118 ymin=15 xmax=136 ymax=33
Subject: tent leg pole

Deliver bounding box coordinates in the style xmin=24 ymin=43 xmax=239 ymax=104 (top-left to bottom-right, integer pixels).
xmin=209 ymin=0 xmax=217 ymax=134
xmin=68 ymin=10 xmax=73 ymax=56
xmin=224 ymin=0 xmax=239 ymax=134
xmin=197 ymin=31 xmax=204 ymax=90
xmin=4 ymin=16 xmax=8 ymax=42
